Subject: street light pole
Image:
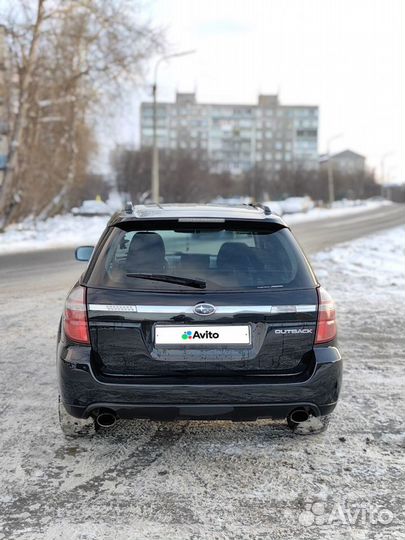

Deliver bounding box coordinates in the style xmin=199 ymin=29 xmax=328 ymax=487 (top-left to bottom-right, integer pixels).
xmin=380 ymin=152 xmax=393 ymax=198
xmin=326 ymin=133 xmax=343 ymax=207
xmin=151 ymin=50 xmax=196 ymax=204
xmin=151 ymin=78 xmax=159 ymax=204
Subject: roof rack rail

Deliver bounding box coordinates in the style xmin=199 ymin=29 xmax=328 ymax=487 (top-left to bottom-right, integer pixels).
xmin=246 ymin=202 xmax=272 ymax=215
xmin=124 ymin=201 xmax=133 ymax=214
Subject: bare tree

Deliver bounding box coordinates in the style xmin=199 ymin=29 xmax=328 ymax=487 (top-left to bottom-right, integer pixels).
xmin=0 ymin=0 xmax=46 ymax=226
xmin=111 ymin=146 xmax=238 ymax=203
xmin=0 ymin=0 xmax=163 ymax=227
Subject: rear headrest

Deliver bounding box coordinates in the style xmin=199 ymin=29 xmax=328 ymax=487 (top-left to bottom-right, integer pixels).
xmin=126 ymin=232 xmax=166 ymax=272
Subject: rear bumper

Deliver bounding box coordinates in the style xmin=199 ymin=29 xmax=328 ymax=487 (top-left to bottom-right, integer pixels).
xmin=66 ymin=402 xmax=337 ymax=421
xmin=57 ymin=345 xmax=342 ymax=421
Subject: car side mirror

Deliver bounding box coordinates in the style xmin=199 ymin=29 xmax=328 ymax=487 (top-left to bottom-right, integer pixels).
xmin=75 ymin=246 xmax=94 ymax=262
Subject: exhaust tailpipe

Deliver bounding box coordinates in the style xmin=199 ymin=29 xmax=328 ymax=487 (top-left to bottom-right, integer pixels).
xmin=289 ymin=409 xmax=310 ymax=424
xmin=96 ymin=411 xmax=117 ymax=428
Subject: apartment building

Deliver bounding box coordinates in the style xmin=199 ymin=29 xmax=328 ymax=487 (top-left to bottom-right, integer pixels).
xmin=320 ymin=149 xmax=366 ymax=175
xmin=140 ymin=93 xmax=319 ymax=175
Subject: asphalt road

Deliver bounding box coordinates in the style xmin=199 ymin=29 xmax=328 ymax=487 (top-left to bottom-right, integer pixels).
xmin=294 ymin=203 xmax=405 ymax=253
xmin=0 ymin=204 xmax=404 ymax=290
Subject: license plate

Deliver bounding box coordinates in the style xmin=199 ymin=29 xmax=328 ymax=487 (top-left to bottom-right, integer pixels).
xmin=155 ymin=325 xmax=251 ymax=345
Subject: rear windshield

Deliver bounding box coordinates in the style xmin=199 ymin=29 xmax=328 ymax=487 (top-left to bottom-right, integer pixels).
xmin=87 ymin=222 xmax=316 ymax=291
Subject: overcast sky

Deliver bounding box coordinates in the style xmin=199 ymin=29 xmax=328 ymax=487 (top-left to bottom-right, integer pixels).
xmin=112 ymin=0 xmax=403 ymax=182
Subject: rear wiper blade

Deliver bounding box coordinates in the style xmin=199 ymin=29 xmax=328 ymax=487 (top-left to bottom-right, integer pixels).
xmin=126 ymin=273 xmax=206 ymax=289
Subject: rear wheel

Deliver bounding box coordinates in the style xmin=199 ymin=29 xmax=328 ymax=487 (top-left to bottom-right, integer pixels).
xmin=287 ymin=414 xmax=330 ymax=435
xmin=58 ymin=396 xmax=97 ymax=438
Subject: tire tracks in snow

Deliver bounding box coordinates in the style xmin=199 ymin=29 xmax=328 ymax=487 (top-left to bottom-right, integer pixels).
xmin=0 ymin=421 xmax=190 ymax=538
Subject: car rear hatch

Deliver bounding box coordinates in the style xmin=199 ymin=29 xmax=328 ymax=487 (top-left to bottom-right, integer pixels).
xmin=87 ymin=288 xmax=319 ymax=378
xmin=85 ymin=218 xmax=318 ymax=379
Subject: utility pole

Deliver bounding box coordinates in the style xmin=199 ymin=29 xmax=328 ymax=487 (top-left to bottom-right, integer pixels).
xmin=151 ymin=50 xmax=196 ymax=203
xmin=0 ymin=26 xmax=8 ymax=189
xmin=326 ymin=133 xmax=343 ymax=207
xmin=151 ymin=78 xmax=158 ymax=204
xmin=380 ymin=152 xmax=393 ymax=198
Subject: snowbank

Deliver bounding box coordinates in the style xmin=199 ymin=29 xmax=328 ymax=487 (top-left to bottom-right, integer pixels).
xmin=312 ymin=224 xmax=405 ymax=288
xmin=0 ymin=214 xmax=108 ymax=255
xmin=285 ymin=199 xmax=392 ymax=224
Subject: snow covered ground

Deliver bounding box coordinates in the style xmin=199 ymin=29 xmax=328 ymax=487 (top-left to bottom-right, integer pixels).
xmin=0 ymin=214 xmax=108 ymax=255
xmin=0 ymin=199 xmax=392 ymax=255
xmin=313 ymin=223 xmax=404 ymax=288
xmin=0 ymin=225 xmax=403 ymax=539
xmin=285 ymin=198 xmax=392 ymax=224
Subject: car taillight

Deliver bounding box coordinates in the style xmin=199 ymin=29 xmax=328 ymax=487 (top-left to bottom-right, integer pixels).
xmin=63 ymin=286 xmax=90 ymax=344
xmin=315 ymin=287 xmax=337 ymax=344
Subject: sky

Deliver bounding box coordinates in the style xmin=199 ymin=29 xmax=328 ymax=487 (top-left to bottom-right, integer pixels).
xmin=113 ymin=0 xmax=403 ymax=183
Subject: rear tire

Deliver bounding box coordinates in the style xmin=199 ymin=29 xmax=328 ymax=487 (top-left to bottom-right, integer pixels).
xmin=58 ymin=396 xmax=97 ymax=438
xmin=287 ymin=414 xmax=330 ymax=435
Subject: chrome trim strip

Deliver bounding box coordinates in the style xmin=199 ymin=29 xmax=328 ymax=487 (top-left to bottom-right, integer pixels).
xmin=136 ymin=305 xmax=193 ymax=313
xmin=88 ymin=304 xmax=138 ymax=312
xmin=272 ymin=304 xmax=317 ymax=314
xmin=297 ymin=304 xmax=317 ymax=313
xmin=136 ymin=305 xmax=273 ymax=315
xmin=88 ymin=304 xmax=317 ymax=314
xmin=216 ymin=306 xmax=273 ymax=314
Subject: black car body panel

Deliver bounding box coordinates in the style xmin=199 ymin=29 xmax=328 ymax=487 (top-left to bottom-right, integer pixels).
xmin=57 ymin=203 xmax=342 ymax=423
xmin=87 ymin=288 xmax=318 ymax=377
xmin=57 ymin=341 xmax=341 ymax=420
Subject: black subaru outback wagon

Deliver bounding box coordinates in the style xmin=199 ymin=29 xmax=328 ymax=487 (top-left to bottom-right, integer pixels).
xmin=57 ymin=203 xmax=341 ymax=436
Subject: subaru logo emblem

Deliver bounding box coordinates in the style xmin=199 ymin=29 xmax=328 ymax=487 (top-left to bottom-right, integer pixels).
xmin=193 ymin=303 xmax=216 ymax=316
